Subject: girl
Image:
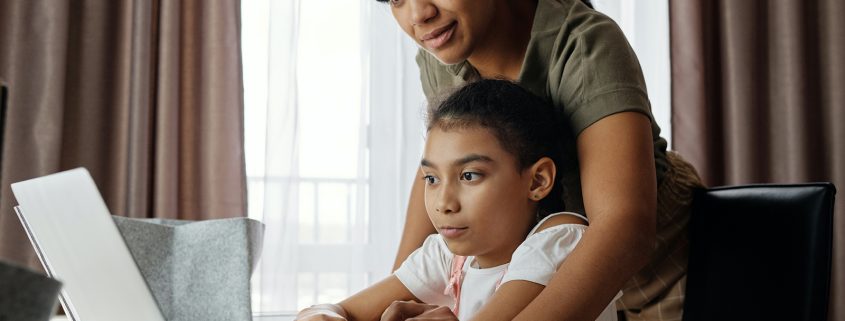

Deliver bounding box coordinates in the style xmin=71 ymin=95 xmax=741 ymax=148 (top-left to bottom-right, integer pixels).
xmin=378 ymin=0 xmax=705 ymax=320
xmin=296 ymin=80 xmax=619 ymax=321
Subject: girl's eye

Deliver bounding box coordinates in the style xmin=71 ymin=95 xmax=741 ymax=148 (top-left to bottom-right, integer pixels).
xmin=389 ymin=0 xmax=403 ymax=6
xmin=423 ymin=175 xmax=439 ymax=185
xmin=460 ymin=172 xmax=481 ymax=181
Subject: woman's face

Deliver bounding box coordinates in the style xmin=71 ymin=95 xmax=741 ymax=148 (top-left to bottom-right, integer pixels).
xmin=389 ymin=0 xmax=497 ymax=64
xmin=420 ymin=125 xmax=535 ymax=267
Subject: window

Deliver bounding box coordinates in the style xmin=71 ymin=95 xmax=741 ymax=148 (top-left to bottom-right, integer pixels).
xmin=241 ymin=0 xmax=424 ymax=314
xmin=594 ymin=0 xmax=673 ymax=146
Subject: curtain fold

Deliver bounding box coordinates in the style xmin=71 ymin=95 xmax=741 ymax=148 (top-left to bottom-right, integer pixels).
xmin=670 ymin=1 xmax=844 ymax=320
xmin=0 ymin=0 xmax=247 ymax=270
xmin=248 ymin=0 xmax=301 ymax=311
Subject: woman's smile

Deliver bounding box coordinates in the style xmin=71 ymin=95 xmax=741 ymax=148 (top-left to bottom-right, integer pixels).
xmin=420 ymin=21 xmax=457 ymax=50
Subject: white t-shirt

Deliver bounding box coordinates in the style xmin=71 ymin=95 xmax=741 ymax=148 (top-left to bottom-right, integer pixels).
xmin=394 ymin=212 xmax=620 ymax=321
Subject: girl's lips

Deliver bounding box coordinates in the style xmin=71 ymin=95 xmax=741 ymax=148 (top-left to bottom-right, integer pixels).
xmin=439 ymin=226 xmax=468 ymax=238
xmin=422 ymin=22 xmax=457 ymax=50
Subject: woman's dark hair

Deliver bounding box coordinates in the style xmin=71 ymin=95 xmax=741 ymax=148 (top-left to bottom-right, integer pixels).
xmin=426 ymin=79 xmax=574 ymax=219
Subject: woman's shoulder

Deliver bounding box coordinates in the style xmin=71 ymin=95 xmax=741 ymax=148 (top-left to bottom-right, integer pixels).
xmin=532 ymin=0 xmax=625 ymax=39
xmin=531 ymin=0 xmax=641 ymax=79
xmin=522 ymin=0 xmax=653 ymax=135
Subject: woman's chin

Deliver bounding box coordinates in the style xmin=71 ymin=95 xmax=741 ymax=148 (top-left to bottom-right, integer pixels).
xmin=428 ymin=49 xmax=468 ymax=66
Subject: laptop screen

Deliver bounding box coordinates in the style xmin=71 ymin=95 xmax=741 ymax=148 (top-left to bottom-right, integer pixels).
xmin=12 ymin=168 xmax=166 ymax=321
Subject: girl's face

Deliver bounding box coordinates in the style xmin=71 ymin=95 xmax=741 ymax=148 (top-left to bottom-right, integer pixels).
xmin=389 ymin=0 xmax=497 ymax=64
xmin=420 ymin=125 xmax=537 ymax=268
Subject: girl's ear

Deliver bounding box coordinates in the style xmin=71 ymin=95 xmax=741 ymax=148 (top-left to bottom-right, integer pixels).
xmin=528 ymin=157 xmax=556 ymax=201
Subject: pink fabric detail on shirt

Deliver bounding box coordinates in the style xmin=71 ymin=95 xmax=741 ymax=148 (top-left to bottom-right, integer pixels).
xmin=443 ymin=255 xmax=509 ymax=317
xmin=494 ymin=271 xmax=506 ymax=291
xmin=444 ymin=255 xmax=467 ymax=315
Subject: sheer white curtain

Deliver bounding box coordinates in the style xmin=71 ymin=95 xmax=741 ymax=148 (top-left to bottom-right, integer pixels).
xmin=594 ymin=0 xmax=672 ymax=146
xmin=241 ymin=0 xmax=425 ymax=314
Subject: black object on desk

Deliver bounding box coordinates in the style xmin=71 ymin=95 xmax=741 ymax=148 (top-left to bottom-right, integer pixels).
xmin=0 ymin=260 xmax=62 ymax=321
xmin=684 ymin=183 xmax=835 ymax=321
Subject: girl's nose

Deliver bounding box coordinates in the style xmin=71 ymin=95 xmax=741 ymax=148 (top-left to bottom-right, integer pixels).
xmin=409 ymin=0 xmax=437 ymax=26
xmin=435 ymin=184 xmax=460 ymax=214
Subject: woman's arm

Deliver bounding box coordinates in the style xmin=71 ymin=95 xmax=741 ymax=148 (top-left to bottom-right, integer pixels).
xmin=392 ymin=169 xmax=437 ymax=270
xmin=513 ymin=112 xmax=657 ymax=320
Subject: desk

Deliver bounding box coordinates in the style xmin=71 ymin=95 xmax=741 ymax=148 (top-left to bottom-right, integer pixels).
xmin=51 ymin=314 xmax=296 ymax=321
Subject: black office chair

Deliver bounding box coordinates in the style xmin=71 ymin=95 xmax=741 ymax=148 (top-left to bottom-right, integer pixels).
xmin=683 ymin=183 xmax=836 ymax=321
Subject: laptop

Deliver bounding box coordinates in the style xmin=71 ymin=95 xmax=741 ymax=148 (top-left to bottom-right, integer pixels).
xmin=11 ymin=168 xmax=166 ymax=321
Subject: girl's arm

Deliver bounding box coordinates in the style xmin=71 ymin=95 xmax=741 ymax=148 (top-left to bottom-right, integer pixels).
xmin=297 ymin=275 xmax=417 ymax=321
xmin=514 ymin=112 xmax=657 ymax=320
xmin=392 ymin=170 xmax=436 ymax=270
xmin=296 ymin=304 xmax=348 ymax=321
xmin=340 ymin=276 xmax=418 ymax=321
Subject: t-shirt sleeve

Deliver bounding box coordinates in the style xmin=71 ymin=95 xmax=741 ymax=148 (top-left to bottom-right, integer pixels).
xmin=393 ymin=234 xmax=454 ymax=307
xmin=553 ymin=13 xmax=653 ymax=135
xmin=500 ymin=224 xmax=587 ymax=286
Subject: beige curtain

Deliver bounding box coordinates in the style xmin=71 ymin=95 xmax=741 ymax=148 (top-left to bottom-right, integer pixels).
xmin=0 ymin=0 xmax=247 ymax=270
xmin=670 ymin=0 xmax=844 ymax=320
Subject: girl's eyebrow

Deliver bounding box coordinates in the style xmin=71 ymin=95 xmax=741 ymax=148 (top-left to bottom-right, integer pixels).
xmin=454 ymin=154 xmax=493 ymax=166
xmin=420 ymin=154 xmax=494 ymax=169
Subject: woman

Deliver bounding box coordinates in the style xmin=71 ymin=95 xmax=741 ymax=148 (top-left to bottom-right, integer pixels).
xmin=378 ymin=0 xmax=703 ymax=320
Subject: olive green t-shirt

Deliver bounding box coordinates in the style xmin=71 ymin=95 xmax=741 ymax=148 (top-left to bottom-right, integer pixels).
xmin=416 ymin=0 xmax=668 ymax=215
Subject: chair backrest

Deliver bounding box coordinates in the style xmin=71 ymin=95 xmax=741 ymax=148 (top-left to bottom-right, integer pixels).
xmin=683 ymin=183 xmax=835 ymax=321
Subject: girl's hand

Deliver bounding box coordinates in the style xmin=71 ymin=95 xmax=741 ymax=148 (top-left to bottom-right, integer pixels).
xmin=296 ymin=304 xmax=348 ymax=321
xmin=380 ymin=301 xmax=457 ymax=321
